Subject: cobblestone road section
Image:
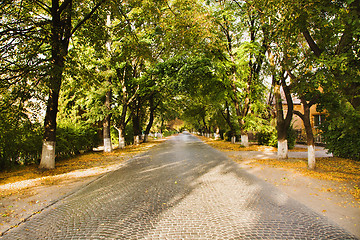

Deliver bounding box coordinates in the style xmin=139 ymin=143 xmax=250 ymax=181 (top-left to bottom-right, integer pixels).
xmin=1 ymin=133 xmax=357 ymax=239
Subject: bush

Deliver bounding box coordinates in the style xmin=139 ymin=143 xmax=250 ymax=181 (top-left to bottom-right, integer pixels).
xmin=320 ymin=109 xmax=360 ymax=161
xmin=56 ymin=124 xmax=100 ymax=158
xmin=0 ymin=116 xmax=43 ymax=169
xmin=256 ymin=126 xmax=277 ymax=147
xmin=256 ymin=124 xmax=296 ymax=149
xmin=163 ymin=130 xmax=178 ymax=137
xmin=287 ymin=125 xmax=297 ymax=150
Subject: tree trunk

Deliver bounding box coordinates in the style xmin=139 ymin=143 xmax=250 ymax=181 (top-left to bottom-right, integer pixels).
xmin=40 ymin=84 xmax=62 ymax=169
xmin=114 ymin=126 xmax=125 ymax=149
xmin=103 ymin=80 xmax=112 ymax=153
xmin=303 ymin=105 xmax=315 ymax=170
xmin=220 ymin=102 xmax=236 ymax=143
xmin=278 ymin=140 xmax=288 ymax=159
xmin=143 ymin=134 xmax=149 ymax=143
xmin=295 ymin=98 xmax=316 ymax=169
xmin=241 ymin=133 xmax=249 ymax=147
xmin=103 ymin=116 xmax=112 ymax=152
xmin=39 ymin=0 xmax=104 ymax=169
xmin=39 ymin=1 xmax=71 ymax=169
xmin=273 ymin=73 xmax=293 ymax=160
xmin=143 ymin=95 xmax=156 ymax=143
xmin=133 ymin=135 xmax=140 ymax=145
xmin=132 ymin=101 xmax=142 ymax=145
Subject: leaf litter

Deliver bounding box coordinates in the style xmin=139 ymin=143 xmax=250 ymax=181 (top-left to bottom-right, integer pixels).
xmin=200 ymin=136 xmax=360 ymax=200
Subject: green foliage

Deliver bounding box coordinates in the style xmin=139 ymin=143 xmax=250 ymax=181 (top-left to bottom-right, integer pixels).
xmin=56 ymin=123 xmax=100 ymax=159
xmin=256 ymin=125 xmax=278 ymax=148
xmin=256 ymin=123 xmax=296 ymax=149
xmin=0 ymin=116 xmax=43 ymax=169
xmin=320 ymin=104 xmax=360 ymax=161
xmin=124 ymin=123 xmax=134 ymax=145
xmin=162 ymin=130 xmax=178 ymax=138
xmin=286 ymin=125 xmax=297 ymax=150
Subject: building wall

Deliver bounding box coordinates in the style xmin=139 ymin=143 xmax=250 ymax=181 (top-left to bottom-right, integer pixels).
xmin=282 ymin=104 xmax=325 ymax=143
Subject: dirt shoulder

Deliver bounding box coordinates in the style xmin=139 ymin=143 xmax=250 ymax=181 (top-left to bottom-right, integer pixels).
xmin=199 ymin=137 xmax=360 ymax=238
xmin=0 ymin=140 xmax=164 ymax=235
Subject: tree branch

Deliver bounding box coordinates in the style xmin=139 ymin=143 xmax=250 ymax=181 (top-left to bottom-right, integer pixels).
xmin=335 ymin=0 xmax=359 ymax=55
xmin=58 ymin=0 xmax=72 ymax=14
xmin=293 ymin=110 xmax=305 ymax=121
xmin=126 ymin=85 xmax=140 ymax=105
xmin=34 ymin=0 xmax=51 ymax=13
xmin=302 ymin=29 xmax=322 ymax=57
xmin=71 ymin=0 xmax=106 ymax=36
xmin=231 ymin=0 xmax=242 ymax=8
xmin=281 ymin=74 xmax=293 ymax=125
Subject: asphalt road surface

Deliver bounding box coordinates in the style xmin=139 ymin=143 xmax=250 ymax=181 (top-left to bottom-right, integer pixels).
xmin=1 ymin=133 xmax=357 ymax=239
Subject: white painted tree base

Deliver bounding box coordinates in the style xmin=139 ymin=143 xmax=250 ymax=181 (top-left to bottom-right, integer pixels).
xmin=308 ymin=145 xmax=316 ymax=169
xmin=104 ymin=138 xmax=112 ymax=152
xmin=241 ymin=135 xmax=249 ymax=147
xmin=231 ymin=136 xmax=236 ymax=144
xmin=278 ymin=140 xmax=288 ymax=159
xmin=118 ymin=137 xmax=125 ymax=149
xmin=39 ymin=141 xmax=56 ymax=169
xmin=134 ymin=135 xmax=140 ymax=145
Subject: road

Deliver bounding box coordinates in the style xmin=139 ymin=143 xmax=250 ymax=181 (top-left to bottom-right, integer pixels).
xmin=1 ymin=133 xmax=357 ymax=239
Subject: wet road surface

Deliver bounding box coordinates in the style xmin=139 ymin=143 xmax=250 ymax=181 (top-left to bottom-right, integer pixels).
xmin=1 ymin=133 xmax=357 ymax=239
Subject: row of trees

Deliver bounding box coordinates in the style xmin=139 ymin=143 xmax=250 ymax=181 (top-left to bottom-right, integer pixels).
xmin=177 ymin=0 xmax=360 ymax=169
xmin=1 ymin=0 xmax=359 ymax=170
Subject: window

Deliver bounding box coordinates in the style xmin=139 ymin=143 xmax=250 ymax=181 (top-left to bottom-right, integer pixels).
xmin=314 ymin=114 xmax=325 ymax=127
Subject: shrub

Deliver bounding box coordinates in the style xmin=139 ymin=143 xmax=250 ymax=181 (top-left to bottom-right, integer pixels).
xmin=163 ymin=130 xmax=177 ymax=137
xmin=256 ymin=126 xmax=277 ymax=147
xmin=256 ymin=124 xmax=296 ymax=149
xmin=0 ymin=116 xmax=43 ymax=169
xmin=320 ymin=109 xmax=360 ymax=161
xmin=56 ymin=123 xmax=100 ymax=158
xmin=287 ymin=125 xmax=297 ymax=150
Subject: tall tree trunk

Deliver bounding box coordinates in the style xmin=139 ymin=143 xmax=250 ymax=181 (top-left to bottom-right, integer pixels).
xmin=144 ymin=95 xmax=156 ymax=143
xmin=103 ymin=14 xmax=112 ymax=153
xmin=39 ymin=1 xmax=71 ymax=169
xmin=220 ymin=102 xmax=236 ymax=142
xmin=114 ymin=126 xmax=125 ymax=149
xmin=40 ymin=76 xmax=62 ymax=169
xmin=39 ymin=0 xmax=105 ymax=169
xmin=132 ymin=101 xmax=141 ymax=145
xmin=103 ymin=84 xmax=112 ymax=152
xmin=114 ymin=66 xmax=130 ymax=149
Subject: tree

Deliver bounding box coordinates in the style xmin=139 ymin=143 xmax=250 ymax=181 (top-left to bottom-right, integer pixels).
xmin=267 ymin=0 xmax=360 ymax=166
xmin=1 ymin=1 xmax=107 ymax=169
xmin=297 ymin=0 xmax=360 ymax=161
xmin=211 ymin=0 xmax=269 ymax=146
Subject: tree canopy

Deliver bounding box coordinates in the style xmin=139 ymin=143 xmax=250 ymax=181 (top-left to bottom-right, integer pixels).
xmin=0 ymin=0 xmax=359 ymax=169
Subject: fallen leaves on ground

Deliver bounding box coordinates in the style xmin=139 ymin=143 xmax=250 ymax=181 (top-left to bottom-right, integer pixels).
xmin=200 ymin=136 xmax=360 ymax=200
xmin=198 ymin=136 xmax=277 ymax=152
xmin=198 ymin=136 xmax=319 ymax=152
xmin=252 ymin=157 xmax=360 ymax=200
xmin=0 ymin=140 xmax=163 ymax=198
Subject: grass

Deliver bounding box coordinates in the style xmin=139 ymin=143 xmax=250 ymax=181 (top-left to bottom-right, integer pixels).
xmin=199 ymin=136 xmax=360 ymax=200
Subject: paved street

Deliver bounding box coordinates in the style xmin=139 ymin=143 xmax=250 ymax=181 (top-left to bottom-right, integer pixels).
xmin=1 ymin=133 xmax=357 ymax=239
